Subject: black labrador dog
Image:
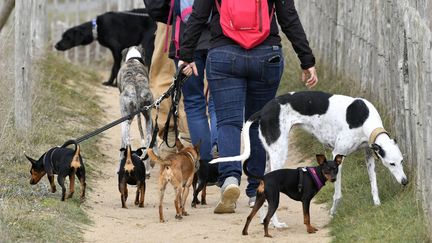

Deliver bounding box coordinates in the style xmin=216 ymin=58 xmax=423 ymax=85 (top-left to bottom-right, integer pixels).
xmin=55 ymin=8 xmax=156 ymax=86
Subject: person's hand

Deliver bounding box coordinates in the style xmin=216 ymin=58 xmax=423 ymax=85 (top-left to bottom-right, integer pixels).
xmin=301 ymin=66 xmax=318 ymax=88
xmin=178 ymin=60 xmax=198 ymax=77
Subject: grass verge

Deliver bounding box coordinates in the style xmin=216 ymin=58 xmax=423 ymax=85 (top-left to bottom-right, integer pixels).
xmin=0 ymin=54 xmax=104 ymax=242
xmin=278 ymin=44 xmax=429 ymax=242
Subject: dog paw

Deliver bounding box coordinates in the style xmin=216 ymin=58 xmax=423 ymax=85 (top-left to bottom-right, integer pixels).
xmin=135 ymin=200 xmax=139 ymax=205
xmin=175 ymin=214 xmax=183 ymax=220
xmin=182 ymin=211 xmax=189 ymax=216
xmin=102 ymin=81 xmax=115 ymax=87
xmin=139 ymin=203 xmax=144 ymax=208
xmin=67 ymin=192 xmax=74 ymax=199
xmin=160 ymin=219 xmax=165 ymax=223
xmin=51 ymin=187 xmax=57 ymax=193
xmin=307 ymin=226 xmax=318 ymax=233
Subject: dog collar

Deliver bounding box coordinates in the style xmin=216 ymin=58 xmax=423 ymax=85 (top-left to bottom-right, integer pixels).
xmin=369 ymin=127 xmax=389 ymax=159
xmin=307 ymin=167 xmax=324 ymax=191
xmin=91 ymin=18 xmax=97 ymax=40
xmin=127 ymin=56 xmax=146 ymax=66
xmin=369 ymin=127 xmax=389 ymax=145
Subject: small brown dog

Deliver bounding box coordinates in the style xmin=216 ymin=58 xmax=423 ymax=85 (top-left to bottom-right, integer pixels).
xmin=147 ymin=139 xmax=200 ymax=222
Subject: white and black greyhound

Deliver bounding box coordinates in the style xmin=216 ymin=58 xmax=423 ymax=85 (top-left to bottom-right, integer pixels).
xmin=210 ymin=91 xmax=408 ymax=227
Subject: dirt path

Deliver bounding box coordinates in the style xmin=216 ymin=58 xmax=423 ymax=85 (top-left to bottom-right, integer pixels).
xmin=83 ymin=84 xmax=332 ymax=243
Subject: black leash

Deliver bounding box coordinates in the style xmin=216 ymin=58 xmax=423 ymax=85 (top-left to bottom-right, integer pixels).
xmin=162 ymin=65 xmax=189 ymax=148
xmin=72 ymin=65 xmax=189 ymax=147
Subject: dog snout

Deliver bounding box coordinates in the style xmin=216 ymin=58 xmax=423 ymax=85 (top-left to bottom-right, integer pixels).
xmin=401 ymin=177 xmax=408 ymax=186
xmin=30 ymin=179 xmax=36 ymax=185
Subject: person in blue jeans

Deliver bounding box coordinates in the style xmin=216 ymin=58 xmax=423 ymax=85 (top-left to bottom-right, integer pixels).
xmin=175 ymin=51 xmax=218 ymax=165
xmin=179 ymin=0 xmax=318 ymax=214
xmin=160 ymin=0 xmax=218 ymax=176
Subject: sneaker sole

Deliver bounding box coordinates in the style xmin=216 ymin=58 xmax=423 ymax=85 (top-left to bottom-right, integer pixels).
xmin=214 ymin=184 xmax=240 ymax=214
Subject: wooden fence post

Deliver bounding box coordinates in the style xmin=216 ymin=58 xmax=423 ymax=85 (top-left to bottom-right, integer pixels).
xmin=14 ymin=0 xmax=32 ymax=136
xmin=31 ymin=0 xmax=47 ymax=58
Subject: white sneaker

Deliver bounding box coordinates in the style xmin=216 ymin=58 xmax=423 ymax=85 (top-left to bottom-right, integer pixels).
xmin=214 ymin=177 xmax=240 ymax=214
xmin=248 ymin=196 xmax=256 ymax=208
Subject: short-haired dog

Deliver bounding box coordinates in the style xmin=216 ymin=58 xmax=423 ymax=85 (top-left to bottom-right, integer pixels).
xmin=211 ymin=91 xmax=408 ymax=226
xmin=25 ymin=140 xmax=86 ymax=202
xmin=191 ymin=160 xmax=219 ymax=208
xmin=117 ymin=45 xmax=154 ymax=177
xmin=147 ymin=139 xmax=200 ymax=222
xmin=118 ymin=145 xmax=147 ymax=208
xmin=55 ymin=8 xmax=156 ymax=86
xmin=242 ymin=154 xmax=343 ymax=237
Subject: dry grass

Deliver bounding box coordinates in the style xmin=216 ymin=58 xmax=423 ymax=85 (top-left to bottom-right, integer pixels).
xmin=0 ymin=51 xmax=104 ymax=242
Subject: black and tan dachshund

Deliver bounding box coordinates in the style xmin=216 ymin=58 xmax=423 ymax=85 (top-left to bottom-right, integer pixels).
xmin=242 ymin=154 xmax=343 ymax=237
xmin=25 ymin=140 xmax=86 ymax=202
xmin=118 ymin=145 xmax=147 ymax=208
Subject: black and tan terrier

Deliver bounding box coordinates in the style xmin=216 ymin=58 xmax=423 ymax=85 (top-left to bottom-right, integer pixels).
xmin=242 ymin=154 xmax=343 ymax=237
xmin=118 ymin=145 xmax=147 ymax=208
xmin=25 ymin=140 xmax=86 ymax=202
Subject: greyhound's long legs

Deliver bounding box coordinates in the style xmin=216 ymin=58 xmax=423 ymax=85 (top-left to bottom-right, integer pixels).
xmin=137 ymin=113 xmax=145 ymax=146
xmin=365 ymin=148 xmax=381 ymax=205
xmin=260 ymin=131 xmax=290 ymax=228
xmin=142 ymin=110 xmax=154 ymax=174
xmin=330 ymin=151 xmax=345 ymax=216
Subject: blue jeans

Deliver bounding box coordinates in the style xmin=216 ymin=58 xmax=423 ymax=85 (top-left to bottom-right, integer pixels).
xmin=175 ymin=50 xmax=217 ymax=162
xmin=206 ymin=45 xmax=283 ymax=197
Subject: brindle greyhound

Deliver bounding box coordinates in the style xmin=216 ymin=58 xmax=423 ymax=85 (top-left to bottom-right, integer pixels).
xmin=117 ymin=46 xmax=154 ymax=177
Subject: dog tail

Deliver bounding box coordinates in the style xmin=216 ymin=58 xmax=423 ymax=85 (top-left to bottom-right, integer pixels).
xmin=124 ymin=146 xmax=135 ymax=173
xmin=62 ymin=140 xmax=81 ymax=169
xmin=147 ymin=148 xmax=171 ymax=166
xmin=242 ymin=156 xmax=264 ymax=180
xmin=71 ymin=144 xmax=81 ymax=169
xmin=209 ymin=119 xmax=255 ymax=164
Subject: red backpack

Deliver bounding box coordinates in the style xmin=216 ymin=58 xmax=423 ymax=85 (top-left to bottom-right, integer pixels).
xmin=215 ymin=0 xmax=275 ymax=49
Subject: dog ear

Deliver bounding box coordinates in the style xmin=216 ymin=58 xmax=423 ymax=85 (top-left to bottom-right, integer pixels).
xmin=136 ymin=45 xmax=145 ymax=56
xmin=121 ymin=48 xmax=129 ymax=62
xmin=334 ymin=154 xmax=344 ymax=165
xmin=72 ymin=29 xmax=85 ymax=44
xmin=175 ymin=138 xmax=184 ymax=151
xmin=316 ymin=154 xmax=326 ymax=165
xmin=370 ymin=143 xmax=381 ymax=152
xmin=135 ymin=147 xmax=146 ymax=156
xmin=24 ymin=153 xmax=37 ymax=164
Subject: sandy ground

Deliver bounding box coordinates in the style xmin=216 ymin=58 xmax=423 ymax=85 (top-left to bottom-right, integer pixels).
xmin=83 ymin=84 xmax=332 ymax=243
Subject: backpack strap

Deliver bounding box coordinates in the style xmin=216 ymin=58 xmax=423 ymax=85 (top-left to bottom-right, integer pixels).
xmin=173 ymin=16 xmax=182 ymax=58
xmin=163 ymin=0 xmax=176 ymax=53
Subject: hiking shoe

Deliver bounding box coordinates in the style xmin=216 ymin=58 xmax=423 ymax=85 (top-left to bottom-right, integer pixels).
xmin=248 ymin=196 xmax=256 ymax=208
xmin=214 ymin=177 xmax=240 ymax=214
